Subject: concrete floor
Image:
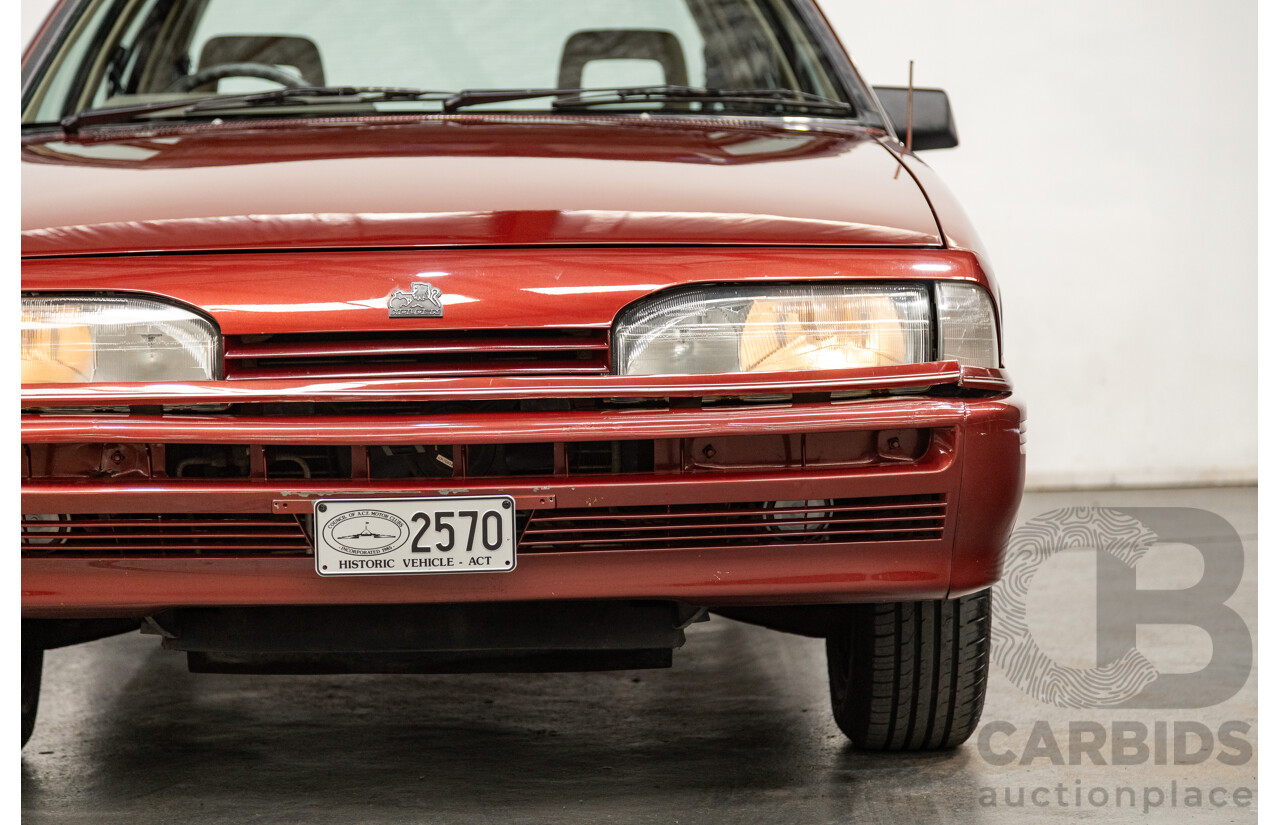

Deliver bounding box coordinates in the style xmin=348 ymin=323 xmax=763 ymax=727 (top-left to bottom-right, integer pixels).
xmin=21 ymin=487 xmax=1257 ymax=824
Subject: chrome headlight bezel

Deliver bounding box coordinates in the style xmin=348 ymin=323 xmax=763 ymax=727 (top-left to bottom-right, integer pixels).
xmin=21 ymin=293 xmax=223 ymax=384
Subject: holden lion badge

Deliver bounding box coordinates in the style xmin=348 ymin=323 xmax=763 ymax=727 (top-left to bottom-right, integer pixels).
xmin=388 ymin=282 xmax=444 ymax=318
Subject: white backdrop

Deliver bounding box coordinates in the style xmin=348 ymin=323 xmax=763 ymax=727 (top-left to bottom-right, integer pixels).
xmin=823 ymin=1 xmax=1258 ymax=488
xmin=19 ymin=0 xmax=1259 ymax=489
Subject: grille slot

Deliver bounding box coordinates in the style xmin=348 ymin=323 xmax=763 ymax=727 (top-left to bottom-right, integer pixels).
xmin=21 ymin=514 xmax=311 ymax=555
xmin=224 ymin=329 xmax=609 ymax=380
xmin=519 ymin=495 xmax=947 ymax=552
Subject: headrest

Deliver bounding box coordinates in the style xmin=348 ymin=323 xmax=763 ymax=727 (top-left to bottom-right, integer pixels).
xmin=198 ymin=35 xmax=326 ymax=87
xmin=558 ymin=29 xmax=688 ymax=89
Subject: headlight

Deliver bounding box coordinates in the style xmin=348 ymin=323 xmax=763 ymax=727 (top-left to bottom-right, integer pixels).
xmin=936 ymin=282 xmax=999 ymax=368
xmin=21 ymin=296 xmax=220 ymax=383
xmin=613 ymin=282 xmax=1001 ymax=375
xmin=612 ymin=284 xmax=932 ymax=375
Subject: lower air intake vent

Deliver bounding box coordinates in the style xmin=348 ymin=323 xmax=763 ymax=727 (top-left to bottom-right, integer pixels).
xmin=21 ymin=514 xmax=310 ymax=555
xmin=518 ymin=494 xmax=946 ymax=552
xmin=23 ymin=494 xmax=945 ymax=557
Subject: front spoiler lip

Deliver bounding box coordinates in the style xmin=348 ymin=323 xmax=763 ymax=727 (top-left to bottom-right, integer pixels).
xmin=19 ymin=361 xmax=1009 ymax=407
xmin=22 ymin=545 xmax=955 ymax=618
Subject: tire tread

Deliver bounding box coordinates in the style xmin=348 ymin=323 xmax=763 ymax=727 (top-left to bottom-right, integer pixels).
xmin=826 ymin=589 xmax=990 ymax=751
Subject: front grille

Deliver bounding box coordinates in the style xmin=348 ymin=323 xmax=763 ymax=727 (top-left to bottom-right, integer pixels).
xmin=520 ymin=495 xmax=947 ymax=552
xmin=223 ymin=329 xmax=609 ymax=380
xmin=21 ymin=514 xmax=311 ymax=555
xmin=22 ymin=494 xmax=945 ymax=557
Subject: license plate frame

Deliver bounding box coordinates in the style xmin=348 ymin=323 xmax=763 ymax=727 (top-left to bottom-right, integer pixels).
xmin=313 ymin=495 xmax=517 ymax=577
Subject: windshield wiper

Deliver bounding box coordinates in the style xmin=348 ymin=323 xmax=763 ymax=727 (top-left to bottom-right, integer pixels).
xmin=60 ymin=86 xmax=450 ymax=133
xmin=439 ymin=87 xmax=578 ymax=113
xmin=441 ymin=85 xmax=852 ymax=115
xmin=552 ymin=85 xmax=853 ymax=114
xmin=57 ymin=83 xmax=853 ymax=133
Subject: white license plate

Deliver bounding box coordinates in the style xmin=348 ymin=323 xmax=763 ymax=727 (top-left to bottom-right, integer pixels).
xmin=313 ymin=496 xmax=517 ymax=577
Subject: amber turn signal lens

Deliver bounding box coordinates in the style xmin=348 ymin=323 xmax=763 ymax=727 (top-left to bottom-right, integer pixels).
xmin=21 ymin=316 xmax=95 ymax=383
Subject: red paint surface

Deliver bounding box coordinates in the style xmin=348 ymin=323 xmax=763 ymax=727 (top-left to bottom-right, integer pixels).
xmin=21 ymin=543 xmax=950 ymax=617
xmin=23 ymin=120 xmax=942 ymax=256
xmin=22 ymin=361 xmax=980 ymax=406
xmin=22 ymin=400 xmax=971 ymax=445
xmin=21 ymin=247 xmax=997 ymax=335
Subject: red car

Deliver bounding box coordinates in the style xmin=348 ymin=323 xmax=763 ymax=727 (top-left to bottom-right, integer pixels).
xmin=21 ymin=0 xmax=1025 ymax=751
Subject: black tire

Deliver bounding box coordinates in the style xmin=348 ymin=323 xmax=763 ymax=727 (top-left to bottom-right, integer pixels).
xmin=22 ymin=646 xmax=43 ymax=748
xmin=825 ymin=589 xmax=990 ymax=750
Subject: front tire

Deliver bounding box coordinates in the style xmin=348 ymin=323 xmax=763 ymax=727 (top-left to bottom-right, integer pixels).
xmin=825 ymin=589 xmax=990 ymax=750
xmin=22 ymin=646 xmax=43 ymax=748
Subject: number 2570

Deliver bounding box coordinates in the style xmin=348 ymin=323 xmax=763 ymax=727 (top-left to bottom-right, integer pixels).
xmin=409 ymin=510 xmax=504 ymax=553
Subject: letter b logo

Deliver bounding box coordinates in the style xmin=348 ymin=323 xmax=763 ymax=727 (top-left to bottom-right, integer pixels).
xmin=991 ymin=507 xmax=1251 ymax=708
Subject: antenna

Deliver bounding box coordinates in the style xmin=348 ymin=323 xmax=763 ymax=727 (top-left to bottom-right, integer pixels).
xmin=905 ymin=59 xmax=914 ymax=153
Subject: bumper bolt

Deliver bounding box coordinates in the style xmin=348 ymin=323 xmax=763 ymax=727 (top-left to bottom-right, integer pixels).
xmin=702 ymin=444 xmax=717 ymax=459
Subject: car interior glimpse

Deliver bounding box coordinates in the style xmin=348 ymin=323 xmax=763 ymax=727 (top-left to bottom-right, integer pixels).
xmin=25 ymin=0 xmax=859 ymax=125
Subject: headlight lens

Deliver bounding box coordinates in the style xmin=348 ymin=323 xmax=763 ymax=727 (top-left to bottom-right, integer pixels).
xmin=613 ymin=284 xmax=932 ymax=375
xmin=21 ymin=296 xmax=220 ymax=383
xmin=936 ymin=282 xmax=999 ymax=368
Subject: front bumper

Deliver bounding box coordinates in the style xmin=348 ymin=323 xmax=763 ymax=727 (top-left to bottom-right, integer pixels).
xmin=22 ymin=363 xmax=1025 ymax=617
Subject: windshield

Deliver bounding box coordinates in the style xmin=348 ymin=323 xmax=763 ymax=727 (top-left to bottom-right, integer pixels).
xmin=24 ymin=0 xmax=857 ymax=125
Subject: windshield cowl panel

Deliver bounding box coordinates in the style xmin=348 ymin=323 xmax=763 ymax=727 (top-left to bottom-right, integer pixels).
xmin=22 ymin=114 xmax=876 ymax=168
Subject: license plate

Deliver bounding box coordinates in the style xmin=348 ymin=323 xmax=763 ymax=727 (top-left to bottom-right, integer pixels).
xmin=313 ymin=496 xmax=516 ymax=577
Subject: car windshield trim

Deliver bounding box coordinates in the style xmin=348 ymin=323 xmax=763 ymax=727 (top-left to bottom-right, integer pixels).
xmin=51 ymin=83 xmax=857 ymax=135
xmin=441 ymin=84 xmax=852 ymax=115
xmin=547 ymin=85 xmax=853 ymax=114
xmin=56 ymin=86 xmax=454 ymax=133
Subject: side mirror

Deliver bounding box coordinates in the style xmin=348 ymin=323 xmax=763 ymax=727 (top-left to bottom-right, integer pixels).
xmin=871 ymin=87 xmax=959 ymax=151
